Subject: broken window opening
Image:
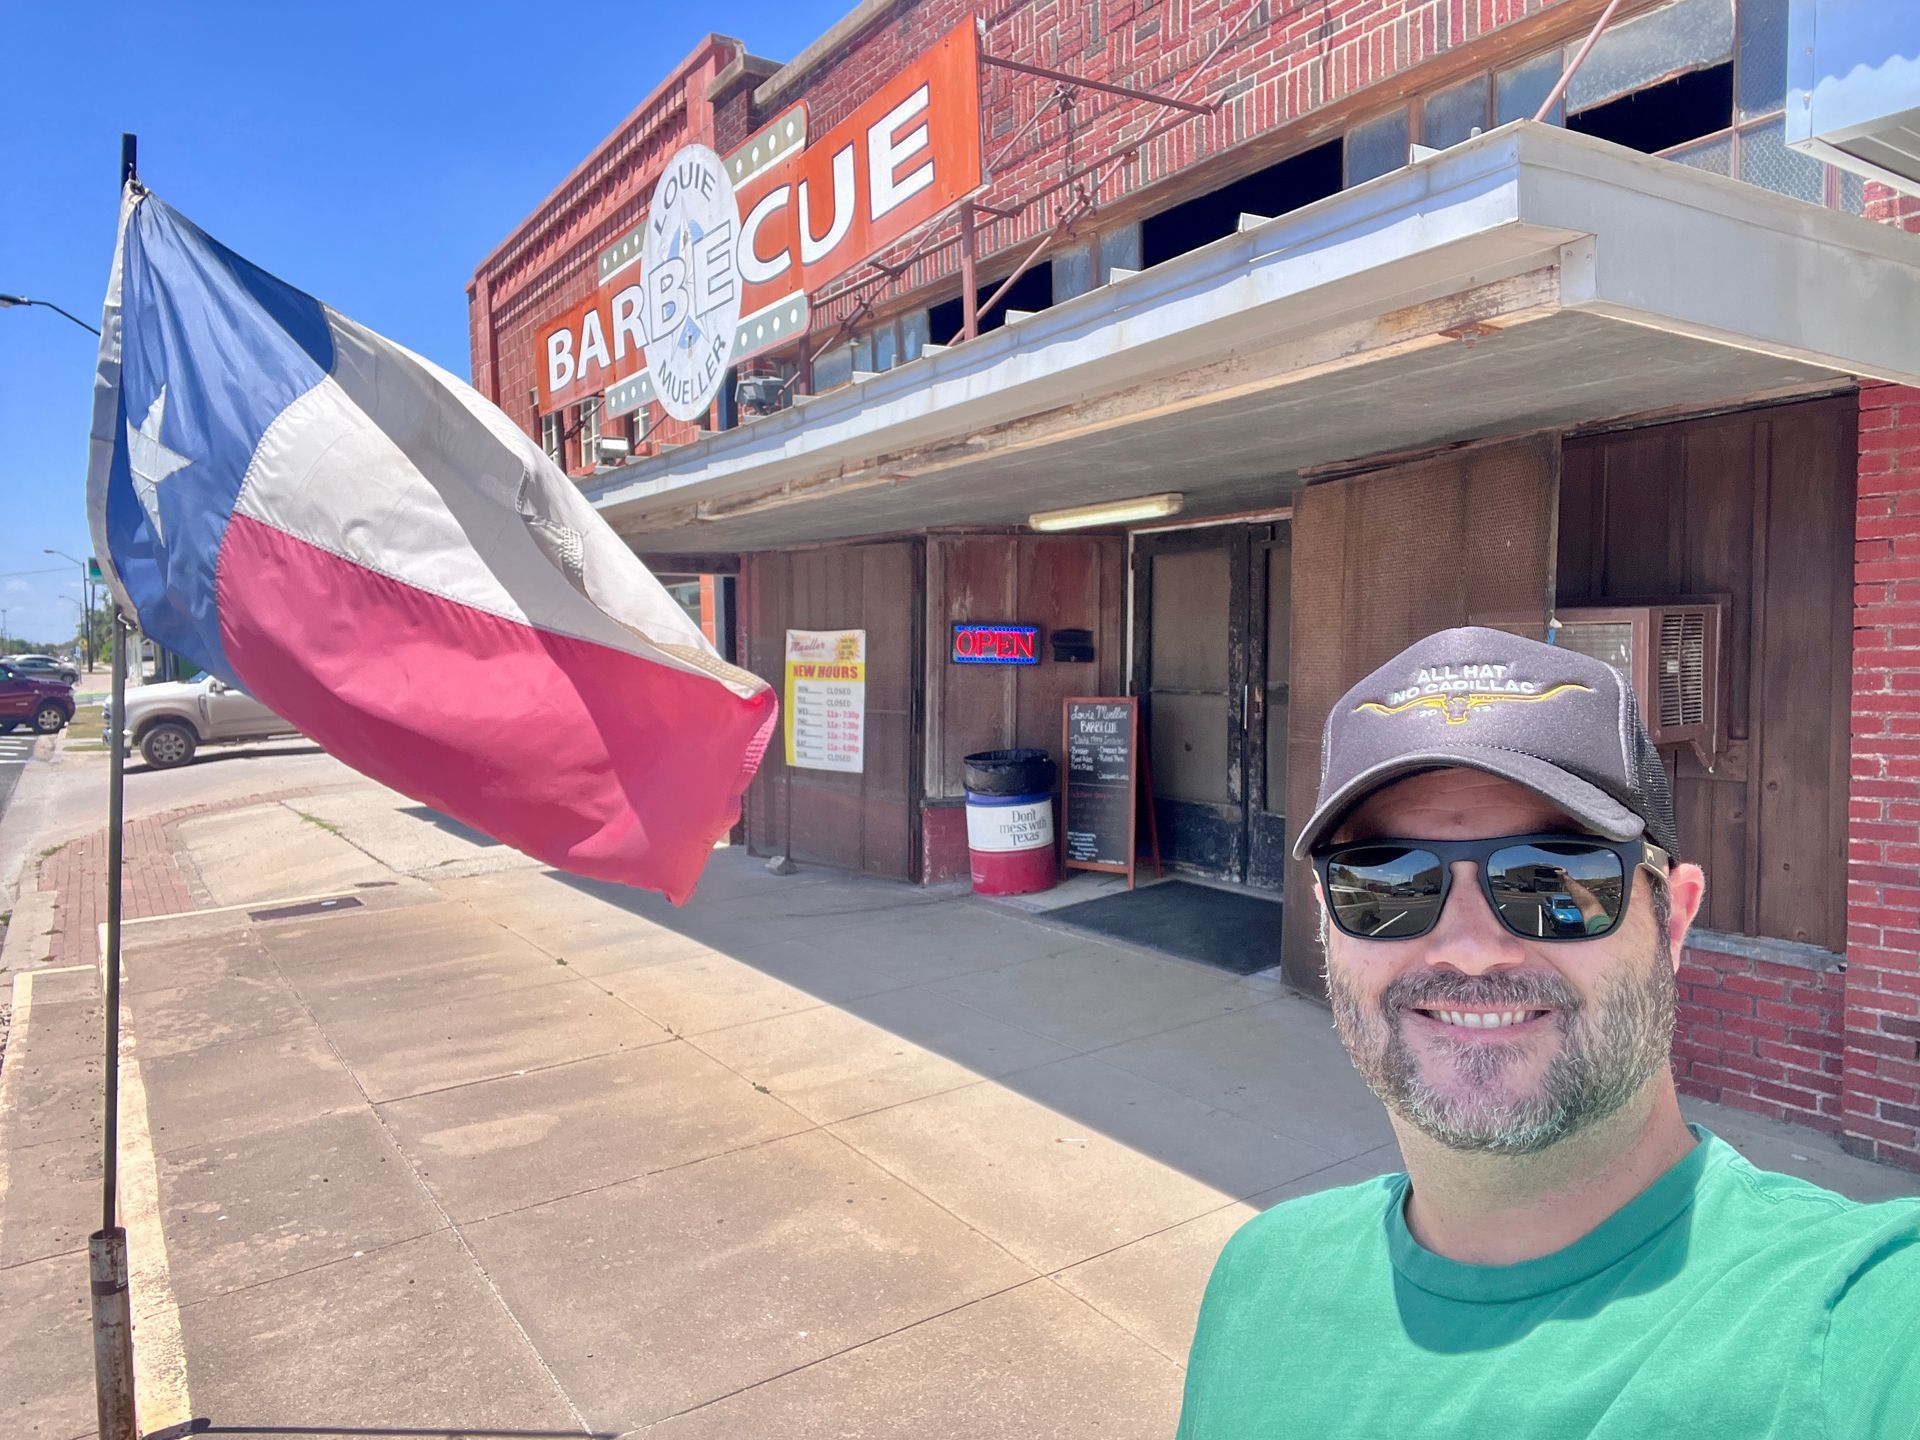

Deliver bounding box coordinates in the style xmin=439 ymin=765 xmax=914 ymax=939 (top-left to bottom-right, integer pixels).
xmin=1140 ymin=138 xmax=1343 ymax=270
xmin=928 ymin=263 xmax=1055 ymax=346
xmin=1568 ymin=61 xmax=1734 ymax=156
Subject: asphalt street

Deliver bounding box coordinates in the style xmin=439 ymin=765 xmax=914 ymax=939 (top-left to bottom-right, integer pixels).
xmin=0 ymin=730 xmax=35 ymax=829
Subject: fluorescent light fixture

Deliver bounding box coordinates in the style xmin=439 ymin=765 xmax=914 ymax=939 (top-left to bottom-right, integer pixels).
xmin=1028 ymin=492 xmax=1184 ymax=532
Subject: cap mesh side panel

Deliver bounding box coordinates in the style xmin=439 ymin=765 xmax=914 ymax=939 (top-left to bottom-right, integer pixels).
xmin=1631 ymin=724 xmax=1681 ymax=859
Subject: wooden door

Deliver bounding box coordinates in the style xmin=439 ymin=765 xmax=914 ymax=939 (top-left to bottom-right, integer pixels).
xmin=1135 ymin=527 xmax=1251 ymax=881
xmin=743 ymin=541 xmax=923 ymax=880
xmin=1132 ymin=522 xmax=1291 ymax=888
xmin=1282 ymin=437 xmax=1560 ymax=993
xmin=1246 ymin=524 xmax=1293 ymax=891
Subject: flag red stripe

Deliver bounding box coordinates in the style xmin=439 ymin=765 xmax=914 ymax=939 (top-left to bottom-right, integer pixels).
xmin=216 ymin=513 xmax=776 ymax=903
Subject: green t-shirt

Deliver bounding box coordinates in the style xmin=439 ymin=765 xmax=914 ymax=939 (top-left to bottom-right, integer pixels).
xmin=1178 ymin=1127 xmax=1920 ymax=1439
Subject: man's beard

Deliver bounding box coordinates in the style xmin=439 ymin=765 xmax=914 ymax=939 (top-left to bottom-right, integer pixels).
xmin=1325 ymin=925 xmax=1676 ymax=1155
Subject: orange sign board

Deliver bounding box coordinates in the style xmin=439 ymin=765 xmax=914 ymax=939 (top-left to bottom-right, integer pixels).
xmin=538 ymin=21 xmax=981 ymax=415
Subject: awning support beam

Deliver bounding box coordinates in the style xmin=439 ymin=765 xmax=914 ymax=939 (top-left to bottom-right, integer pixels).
xmin=978 ymin=52 xmax=1214 ymax=115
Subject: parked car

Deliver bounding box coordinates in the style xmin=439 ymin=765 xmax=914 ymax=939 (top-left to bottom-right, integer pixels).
xmin=104 ymin=671 xmax=304 ymax=768
xmin=0 ymin=661 xmax=76 ymax=734
xmin=6 ymin=653 xmax=81 ymax=686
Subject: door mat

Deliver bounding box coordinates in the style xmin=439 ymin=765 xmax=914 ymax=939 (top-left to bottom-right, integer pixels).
xmin=1047 ymin=880 xmax=1283 ymax=976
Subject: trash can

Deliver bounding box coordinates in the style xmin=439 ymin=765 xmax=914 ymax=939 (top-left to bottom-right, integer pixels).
xmin=962 ymin=749 xmax=1057 ymax=896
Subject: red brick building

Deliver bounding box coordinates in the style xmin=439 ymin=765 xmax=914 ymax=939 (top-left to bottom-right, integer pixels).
xmin=471 ymin=0 xmax=1920 ymax=1171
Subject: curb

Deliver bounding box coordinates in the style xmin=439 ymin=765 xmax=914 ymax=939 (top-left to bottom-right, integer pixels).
xmin=0 ymin=885 xmax=59 ymax=977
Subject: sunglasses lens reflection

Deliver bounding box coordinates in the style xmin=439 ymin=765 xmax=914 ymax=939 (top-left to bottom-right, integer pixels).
xmin=1487 ymin=842 xmax=1626 ymax=939
xmin=1326 ymin=845 xmax=1445 ymax=939
xmin=1324 ymin=840 xmax=1628 ymax=941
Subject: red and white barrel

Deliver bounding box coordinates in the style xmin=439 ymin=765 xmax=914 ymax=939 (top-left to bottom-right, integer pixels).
xmin=966 ymin=790 xmax=1057 ymax=896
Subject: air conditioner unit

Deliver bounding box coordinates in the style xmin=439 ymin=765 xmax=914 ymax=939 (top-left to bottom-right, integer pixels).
xmin=1788 ymin=0 xmax=1920 ymax=198
xmin=1470 ymin=600 xmax=1729 ymax=768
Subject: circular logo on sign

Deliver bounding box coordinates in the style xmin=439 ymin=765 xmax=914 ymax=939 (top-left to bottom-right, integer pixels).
xmin=641 ymin=144 xmax=742 ymax=423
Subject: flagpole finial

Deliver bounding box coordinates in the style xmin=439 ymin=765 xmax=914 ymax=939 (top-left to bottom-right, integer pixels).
xmin=120 ymin=133 xmax=138 ymax=190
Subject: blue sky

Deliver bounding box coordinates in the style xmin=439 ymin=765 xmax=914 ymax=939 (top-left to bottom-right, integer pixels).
xmin=1 ymin=0 xmax=832 ymax=650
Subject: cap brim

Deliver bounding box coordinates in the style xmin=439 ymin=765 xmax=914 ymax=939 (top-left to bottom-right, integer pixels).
xmin=1290 ymin=745 xmax=1646 ymax=860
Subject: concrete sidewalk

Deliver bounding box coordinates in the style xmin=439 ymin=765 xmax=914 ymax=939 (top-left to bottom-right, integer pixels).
xmin=3 ymin=775 xmax=1915 ymax=1438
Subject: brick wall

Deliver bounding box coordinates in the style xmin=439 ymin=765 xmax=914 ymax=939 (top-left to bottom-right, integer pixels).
xmin=467 ymin=38 xmax=733 ymax=452
xmin=1673 ymin=947 xmax=1846 ymax=1133
xmin=475 ymin=0 xmax=1623 ymax=432
xmin=1844 ymin=381 xmax=1920 ymax=1172
xmin=922 ymin=802 xmax=971 ymax=885
xmin=717 ymin=0 xmax=1613 ymax=331
xmin=1865 ymin=180 xmax=1920 ymax=235
xmin=1678 ymin=384 xmax=1920 ymax=1175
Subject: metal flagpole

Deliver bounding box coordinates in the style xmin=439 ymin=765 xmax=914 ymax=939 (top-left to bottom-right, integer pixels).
xmin=89 ymin=131 xmax=140 ymax=1440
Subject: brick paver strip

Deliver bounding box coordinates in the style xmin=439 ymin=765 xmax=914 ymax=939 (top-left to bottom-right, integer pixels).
xmin=36 ymin=788 xmax=321 ymax=967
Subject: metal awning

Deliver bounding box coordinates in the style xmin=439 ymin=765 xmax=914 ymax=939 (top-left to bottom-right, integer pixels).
xmin=586 ymin=121 xmax=1920 ymax=555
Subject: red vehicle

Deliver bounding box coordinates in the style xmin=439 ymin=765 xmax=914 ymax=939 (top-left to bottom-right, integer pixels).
xmin=0 ymin=660 xmax=75 ymax=734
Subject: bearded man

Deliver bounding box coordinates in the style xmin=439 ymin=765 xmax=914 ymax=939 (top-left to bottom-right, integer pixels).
xmin=1176 ymin=628 xmax=1920 ymax=1439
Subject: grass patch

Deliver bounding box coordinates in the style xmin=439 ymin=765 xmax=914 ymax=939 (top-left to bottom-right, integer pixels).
xmin=60 ymin=709 xmax=107 ymax=744
xmin=296 ymin=811 xmax=344 ymax=836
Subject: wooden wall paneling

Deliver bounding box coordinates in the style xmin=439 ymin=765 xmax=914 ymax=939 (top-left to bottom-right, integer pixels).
xmin=923 ymin=536 xmax=948 ymax=799
xmin=740 ymin=541 xmax=922 ymax=880
xmin=1562 ymin=397 xmax=1854 ymax=952
xmin=1751 ymin=402 xmax=1855 ymax=950
xmin=1824 ymin=403 xmax=1861 ymax=948
xmin=933 ymin=537 xmax=1017 ymax=799
xmin=1286 ymin=481 xmax=1354 ymax=997
xmin=1670 ymin=767 xmax=1746 ymax=937
xmin=1099 ymin=537 xmax=1125 ymax=697
xmin=1284 ymin=438 xmax=1559 ymax=994
xmin=1599 ymin=428 xmax=1686 ymax=597
xmin=1680 ymin=418 xmax=1759 ymax=935
xmin=1680 ymin=419 xmax=1758 ymax=748
xmin=744 ymin=551 xmax=790 ymax=857
xmin=1557 ymin=442 xmax=1604 ymax=601
xmin=1014 ymin=538 xmax=1097 ymax=774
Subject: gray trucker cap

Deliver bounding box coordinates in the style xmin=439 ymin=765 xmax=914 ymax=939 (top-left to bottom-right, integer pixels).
xmin=1291 ymin=626 xmax=1680 ymax=860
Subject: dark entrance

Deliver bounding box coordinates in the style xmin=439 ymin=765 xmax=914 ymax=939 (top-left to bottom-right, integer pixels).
xmin=1131 ymin=522 xmax=1292 ymax=891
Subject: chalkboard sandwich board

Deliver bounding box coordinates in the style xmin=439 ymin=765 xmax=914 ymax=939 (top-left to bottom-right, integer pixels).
xmin=1061 ymin=696 xmax=1159 ymax=888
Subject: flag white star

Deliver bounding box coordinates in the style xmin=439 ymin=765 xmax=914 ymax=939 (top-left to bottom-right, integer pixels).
xmin=126 ymin=384 xmax=192 ymax=540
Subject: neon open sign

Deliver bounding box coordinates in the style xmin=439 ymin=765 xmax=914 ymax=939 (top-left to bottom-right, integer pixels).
xmin=952 ymin=624 xmax=1040 ymax=665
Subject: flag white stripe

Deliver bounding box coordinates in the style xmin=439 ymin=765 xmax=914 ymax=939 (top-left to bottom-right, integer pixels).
xmin=225 ymin=311 xmax=759 ymax=698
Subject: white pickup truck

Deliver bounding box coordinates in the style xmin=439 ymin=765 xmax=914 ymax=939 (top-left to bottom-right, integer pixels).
xmin=104 ymin=671 xmax=304 ymax=769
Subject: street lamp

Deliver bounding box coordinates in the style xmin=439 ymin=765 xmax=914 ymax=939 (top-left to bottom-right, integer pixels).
xmin=46 ymin=549 xmax=95 ymax=669
xmin=0 ymin=293 xmax=101 ymax=337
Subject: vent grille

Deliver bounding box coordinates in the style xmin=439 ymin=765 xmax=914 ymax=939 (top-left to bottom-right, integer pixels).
xmin=1658 ymin=610 xmax=1707 ymax=730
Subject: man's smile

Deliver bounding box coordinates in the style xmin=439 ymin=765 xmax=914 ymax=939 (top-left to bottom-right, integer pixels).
xmin=1404 ymin=1006 xmax=1555 ymax=1035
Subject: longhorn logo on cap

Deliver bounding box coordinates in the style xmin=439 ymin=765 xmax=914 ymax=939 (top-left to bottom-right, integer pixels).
xmin=1355 ymin=662 xmax=1591 ymax=726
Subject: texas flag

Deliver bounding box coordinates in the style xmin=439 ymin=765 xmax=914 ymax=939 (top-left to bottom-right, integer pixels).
xmin=86 ymin=184 xmax=777 ymax=902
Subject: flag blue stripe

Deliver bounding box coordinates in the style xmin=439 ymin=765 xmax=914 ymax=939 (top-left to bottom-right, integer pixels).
xmin=108 ymin=194 xmax=335 ymax=680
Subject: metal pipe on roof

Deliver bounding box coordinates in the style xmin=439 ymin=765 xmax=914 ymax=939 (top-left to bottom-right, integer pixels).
xmin=1534 ymin=0 xmax=1628 ymax=123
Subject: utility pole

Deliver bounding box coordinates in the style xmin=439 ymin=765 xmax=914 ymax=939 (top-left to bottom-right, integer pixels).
xmin=46 ymin=550 xmax=96 ymax=668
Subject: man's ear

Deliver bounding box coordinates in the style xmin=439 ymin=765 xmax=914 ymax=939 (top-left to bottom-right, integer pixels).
xmin=1662 ymin=862 xmax=1707 ymax=964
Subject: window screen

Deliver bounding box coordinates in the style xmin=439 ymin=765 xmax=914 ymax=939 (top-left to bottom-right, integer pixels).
xmin=1346 ymin=107 xmax=1410 ymax=186
xmin=1567 ymin=0 xmax=1734 ymax=114
xmin=1098 ymin=223 xmax=1143 ymax=281
xmin=1498 ymin=50 xmax=1568 ymax=126
xmin=1423 ymin=76 xmax=1490 ymax=150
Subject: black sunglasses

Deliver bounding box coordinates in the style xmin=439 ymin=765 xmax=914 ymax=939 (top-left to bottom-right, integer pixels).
xmin=1310 ymin=832 xmax=1668 ymax=942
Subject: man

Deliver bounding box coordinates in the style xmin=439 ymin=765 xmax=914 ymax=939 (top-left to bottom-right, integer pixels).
xmin=1177 ymin=627 xmax=1920 ymax=1439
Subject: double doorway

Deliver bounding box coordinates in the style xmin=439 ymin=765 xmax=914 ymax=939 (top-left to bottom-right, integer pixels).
xmin=1132 ymin=522 xmax=1292 ymax=892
